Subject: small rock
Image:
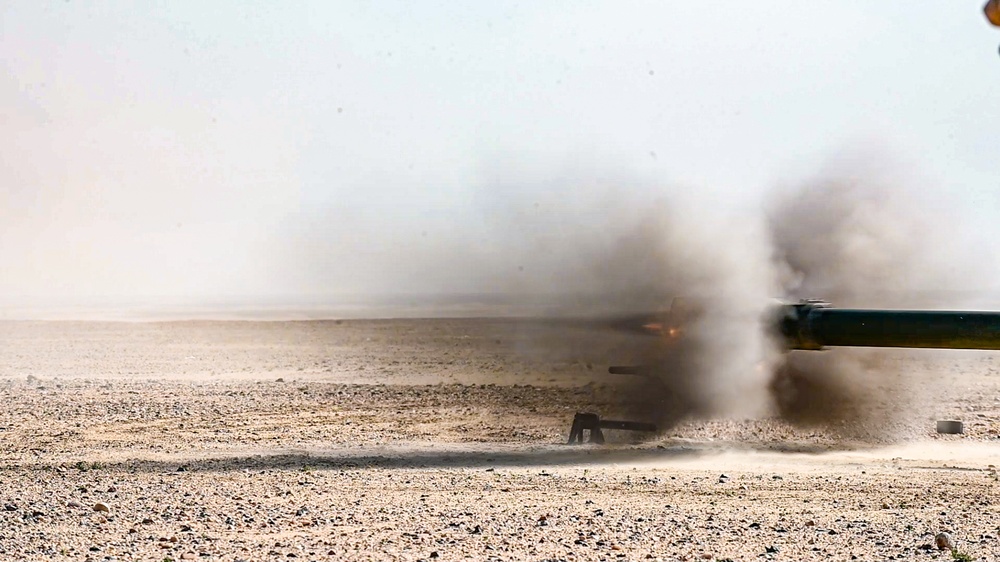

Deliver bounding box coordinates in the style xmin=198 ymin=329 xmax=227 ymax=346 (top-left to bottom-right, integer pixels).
xmin=804 ymin=520 xmax=816 ymax=527
xmin=3 ymin=503 xmax=17 ymax=512
xmin=93 ymin=502 xmax=110 ymax=513
xmin=881 ymin=502 xmax=890 ymax=509
xmin=67 ymin=500 xmax=82 ymax=508
xmin=181 ymin=553 xmax=197 ymax=560
xmin=430 ymin=552 xmax=439 ymax=559
xmin=142 ymin=518 xmax=154 ymax=524
xmin=935 ymin=532 xmax=954 ymax=551
xmin=765 ymin=545 xmax=780 ymax=554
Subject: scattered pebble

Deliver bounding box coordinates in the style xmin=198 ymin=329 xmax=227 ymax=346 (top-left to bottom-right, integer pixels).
xmin=0 ymin=320 xmax=995 ymax=560
xmin=935 ymin=532 xmax=954 ymax=550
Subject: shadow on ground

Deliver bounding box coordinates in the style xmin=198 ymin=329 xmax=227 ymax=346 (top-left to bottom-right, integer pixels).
xmin=15 ymin=439 xmax=859 ymax=474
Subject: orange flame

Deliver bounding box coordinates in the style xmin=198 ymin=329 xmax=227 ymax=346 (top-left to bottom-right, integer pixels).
xmin=642 ymin=322 xmax=664 ymax=334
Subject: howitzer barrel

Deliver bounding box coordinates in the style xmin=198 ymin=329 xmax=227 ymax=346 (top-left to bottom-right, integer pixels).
xmin=779 ymin=302 xmax=1000 ymax=350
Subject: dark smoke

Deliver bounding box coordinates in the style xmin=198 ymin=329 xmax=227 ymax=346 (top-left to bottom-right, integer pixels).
xmin=767 ymin=350 xmax=923 ymax=441
xmin=272 ymin=151 xmax=991 ymax=442
xmin=491 ymin=152 xmax=995 ymax=442
xmin=474 ymin=167 xmax=777 ymax=432
xmin=611 ymin=322 xmax=736 ymax=433
xmin=764 ymin=153 xmax=996 ymax=441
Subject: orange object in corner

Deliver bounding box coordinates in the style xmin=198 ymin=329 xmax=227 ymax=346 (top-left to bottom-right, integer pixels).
xmin=986 ymin=0 xmax=1000 ymax=26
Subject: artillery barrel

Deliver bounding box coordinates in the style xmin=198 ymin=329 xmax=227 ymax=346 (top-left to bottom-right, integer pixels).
xmin=778 ymin=303 xmax=1000 ymax=350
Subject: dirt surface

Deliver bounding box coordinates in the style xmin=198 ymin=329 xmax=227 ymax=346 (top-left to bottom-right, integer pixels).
xmin=2 ymin=318 xmax=1000 ymax=561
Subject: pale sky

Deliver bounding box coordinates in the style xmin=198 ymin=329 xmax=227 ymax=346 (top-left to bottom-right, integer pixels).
xmin=2 ymin=2 xmax=999 ymax=304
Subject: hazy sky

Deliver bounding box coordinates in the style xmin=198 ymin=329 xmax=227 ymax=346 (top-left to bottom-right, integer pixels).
xmin=2 ymin=2 xmax=999 ymax=303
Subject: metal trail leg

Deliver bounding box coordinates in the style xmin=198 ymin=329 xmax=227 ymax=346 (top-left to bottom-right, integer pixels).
xmin=567 ymin=413 xmax=604 ymax=444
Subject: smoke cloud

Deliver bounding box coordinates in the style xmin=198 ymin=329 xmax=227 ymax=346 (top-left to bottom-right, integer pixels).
xmin=763 ymin=152 xmax=998 ymax=441
xmin=458 ymin=165 xmax=781 ymax=431
xmin=767 ymin=151 xmax=991 ymax=308
xmin=471 ymin=150 xmax=998 ymax=441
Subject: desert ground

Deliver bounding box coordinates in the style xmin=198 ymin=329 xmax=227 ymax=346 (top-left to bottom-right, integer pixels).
xmin=1 ymin=318 xmax=1000 ymax=561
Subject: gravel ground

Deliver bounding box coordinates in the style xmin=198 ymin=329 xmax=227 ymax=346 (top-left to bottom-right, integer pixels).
xmin=1 ymin=318 xmax=1000 ymax=561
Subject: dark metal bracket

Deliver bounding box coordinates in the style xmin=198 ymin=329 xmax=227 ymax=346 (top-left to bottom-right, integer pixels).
xmin=567 ymin=412 xmax=657 ymax=444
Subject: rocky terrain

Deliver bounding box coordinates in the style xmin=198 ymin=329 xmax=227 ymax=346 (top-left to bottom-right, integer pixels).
xmin=1 ymin=318 xmax=999 ymax=561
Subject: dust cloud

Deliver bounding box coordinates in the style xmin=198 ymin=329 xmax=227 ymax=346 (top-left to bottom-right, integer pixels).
xmin=766 ymin=152 xmax=991 ymax=308
xmin=765 ymin=154 xmax=999 ymax=441
xmin=481 ymin=153 xmax=998 ymax=440
xmin=466 ymin=168 xmax=780 ymax=431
